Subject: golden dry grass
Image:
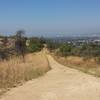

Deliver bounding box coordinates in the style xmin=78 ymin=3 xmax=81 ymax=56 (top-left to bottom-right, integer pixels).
xmin=0 ymin=52 xmax=50 ymax=91
xmin=54 ymin=55 xmax=100 ymax=77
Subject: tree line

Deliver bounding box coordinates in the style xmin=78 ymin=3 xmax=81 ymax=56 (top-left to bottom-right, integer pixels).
xmin=0 ymin=30 xmax=45 ymax=61
xmin=46 ymin=40 xmax=100 ymax=58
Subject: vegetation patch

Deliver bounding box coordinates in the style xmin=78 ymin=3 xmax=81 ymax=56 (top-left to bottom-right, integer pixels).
xmin=54 ymin=55 xmax=100 ymax=77
xmin=47 ymin=39 xmax=100 ymax=77
xmin=0 ymin=52 xmax=50 ymax=95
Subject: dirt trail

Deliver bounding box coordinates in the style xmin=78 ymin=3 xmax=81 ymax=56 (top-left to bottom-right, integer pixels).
xmin=1 ymin=55 xmax=100 ymax=100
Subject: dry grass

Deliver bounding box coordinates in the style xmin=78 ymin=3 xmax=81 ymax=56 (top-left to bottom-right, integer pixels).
xmin=54 ymin=55 xmax=100 ymax=77
xmin=0 ymin=52 xmax=50 ymax=92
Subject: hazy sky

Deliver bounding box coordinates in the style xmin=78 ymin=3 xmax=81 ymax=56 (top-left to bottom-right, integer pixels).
xmin=0 ymin=0 xmax=100 ymax=36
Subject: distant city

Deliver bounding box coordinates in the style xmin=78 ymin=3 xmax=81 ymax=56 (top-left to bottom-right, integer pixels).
xmin=47 ymin=33 xmax=100 ymax=47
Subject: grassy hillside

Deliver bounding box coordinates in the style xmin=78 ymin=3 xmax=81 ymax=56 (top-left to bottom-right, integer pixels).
xmin=0 ymin=52 xmax=50 ymax=95
xmin=54 ymin=55 xmax=100 ymax=77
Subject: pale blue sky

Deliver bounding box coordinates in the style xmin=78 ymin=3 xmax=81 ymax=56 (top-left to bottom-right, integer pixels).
xmin=0 ymin=0 xmax=100 ymax=36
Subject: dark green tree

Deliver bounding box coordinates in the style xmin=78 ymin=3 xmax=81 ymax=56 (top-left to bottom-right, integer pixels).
xmin=15 ymin=30 xmax=27 ymax=60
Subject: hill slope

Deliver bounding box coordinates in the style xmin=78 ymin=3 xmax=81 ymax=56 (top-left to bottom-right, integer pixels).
xmin=1 ymin=55 xmax=100 ymax=100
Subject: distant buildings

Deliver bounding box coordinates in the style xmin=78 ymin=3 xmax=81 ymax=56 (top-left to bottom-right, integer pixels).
xmin=0 ymin=37 xmax=15 ymax=48
xmin=51 ymin=37 xmax=100 ymax=47
xmin=92 ymin=39 xmax=100 ymax=45
xmin=68 ymin=39 xmax=100 ymax=47
xmin=0 ymin=38 xmax=3 ymax=45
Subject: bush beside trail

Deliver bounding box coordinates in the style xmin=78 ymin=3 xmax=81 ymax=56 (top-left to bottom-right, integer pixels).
xmin=46 ymin=40 xmax=100 ymax=62
xmin=0 ymin=52 xmax=50 ymax=94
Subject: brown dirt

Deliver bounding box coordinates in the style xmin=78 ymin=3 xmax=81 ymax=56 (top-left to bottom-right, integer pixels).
xmin=0 ymin=54 xmax=100 ymax=100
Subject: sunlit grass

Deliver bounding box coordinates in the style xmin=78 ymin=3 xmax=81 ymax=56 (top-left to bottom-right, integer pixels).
xmin=0 ymin=52 xmax=50 ymax=91
xmin=54 ymin=55 xmax=100 ymax=77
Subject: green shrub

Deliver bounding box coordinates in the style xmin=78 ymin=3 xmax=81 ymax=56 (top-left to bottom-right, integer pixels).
xmin=59 ymin=43 xmax=72 ymax=56
xmin=27 ymin=37 xmax=44 ymax=53
xmin=57 ymin=42 xmax=100 ymax=58
xmin=28 ymin=43 xmax=43 ymax=53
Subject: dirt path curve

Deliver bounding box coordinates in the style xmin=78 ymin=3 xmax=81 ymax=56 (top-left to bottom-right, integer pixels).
xmin=1 ymin=55 xmax=100 ymax=100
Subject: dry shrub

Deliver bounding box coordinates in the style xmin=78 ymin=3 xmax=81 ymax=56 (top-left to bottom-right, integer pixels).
xmin=0 ymin=52 xmax=50 ymax=89
xmin=54 ymin=55 xmax=100 ymax=76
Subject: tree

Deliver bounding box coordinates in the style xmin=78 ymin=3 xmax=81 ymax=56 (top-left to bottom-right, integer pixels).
xmin=15 ymin=30 xmax=27 ymax=61
xmin=59 ymin=43 xmax=72 ymax=56
xmin=27 ymin=37 xmax=44 ymax=53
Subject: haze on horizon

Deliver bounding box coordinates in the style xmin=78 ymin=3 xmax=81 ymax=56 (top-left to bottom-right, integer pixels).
xmin=0 ymin=0 xmax=100 ymax=36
